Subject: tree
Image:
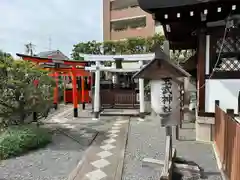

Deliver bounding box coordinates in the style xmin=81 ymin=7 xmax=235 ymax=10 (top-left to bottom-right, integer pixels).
xmin=0 ymin=53 xmax=55 ymax=127
xmin=71 ymin=34 xmax=165 ymax=59
xmin=24 ymin=42 xmax=35 ymax=56
xmin=71 ymin=34 xmax=195 ymax=64
xmin=72 ymin=41 xmax=102 ymax=60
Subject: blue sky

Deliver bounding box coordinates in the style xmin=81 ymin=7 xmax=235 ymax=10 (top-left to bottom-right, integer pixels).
xmin=0 ymin=0 xmax=103 ymax=58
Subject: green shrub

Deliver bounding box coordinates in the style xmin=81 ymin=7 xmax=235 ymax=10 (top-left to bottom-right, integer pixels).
xmin=0 ymin=125 xmax=52 ymax=160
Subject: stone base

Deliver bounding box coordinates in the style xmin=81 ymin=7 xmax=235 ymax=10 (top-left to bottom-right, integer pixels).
xmin=94 ymin=112 xmax=100 ymax=119
xmin=53 ymin=103 xmax=58 ymax=110
xmin=73 ymin=108 xmax=78 ymax=117
xmin=33 ymin=112 xmax=37 ymax=121
xmin=82 ymin=102 xmax=86 ymax=110
xmin=139 ymin=112 xmax=145 ymax=119
xmin=196 ymin=116 xmax=214 ymax=142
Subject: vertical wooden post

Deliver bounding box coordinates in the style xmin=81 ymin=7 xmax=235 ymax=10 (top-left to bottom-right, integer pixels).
xmin=53 ymin=72 xmax=59 ymax=110
xmin=77 ymin=76 xmax=80 ymax=104
xmin=72 ymin=68 xmax=78 ymax=117
xmin=63 ymin=75 xmax=67 ymax=104
xmin=225 ymin=108 xmax=234 ymax=171
xmin=33 ymin=63 xmax=39 ymax=121
xmin=81 ymin=76 xmax=86 ymax=110
xmin=238 ymin=91 xmax=240 ymax=114
xmin=163 ymin=40 xmax=173 ymax=174
xmin=88 ymin=76 xmax=91 ymax=104
xmin=176 ymin=125 xmax=179 ymax=140
xmin=197 ymin=29 xmax=206 ymax=113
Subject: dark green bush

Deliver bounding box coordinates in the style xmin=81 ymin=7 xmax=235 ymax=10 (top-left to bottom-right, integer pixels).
xmin=0 ymin=125 xmax=52 ymax=160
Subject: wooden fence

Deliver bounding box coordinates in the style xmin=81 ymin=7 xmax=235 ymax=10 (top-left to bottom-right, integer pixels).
xmin=214 ymin=100 xmax=240 ymax=180
xmin=100 ymin=89 xmax=139 ymax=108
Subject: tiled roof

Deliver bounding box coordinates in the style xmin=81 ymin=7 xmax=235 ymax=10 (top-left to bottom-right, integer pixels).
xmin=37 ymin=50 xmax=69 ymax=60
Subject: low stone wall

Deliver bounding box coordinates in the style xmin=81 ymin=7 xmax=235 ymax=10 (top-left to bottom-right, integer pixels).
xmin=196 ymin=116 xmax=215 ymax=142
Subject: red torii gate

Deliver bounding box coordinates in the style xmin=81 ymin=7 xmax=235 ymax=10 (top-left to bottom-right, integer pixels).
xmin=16 ymin=53 xmax=92 ymax=117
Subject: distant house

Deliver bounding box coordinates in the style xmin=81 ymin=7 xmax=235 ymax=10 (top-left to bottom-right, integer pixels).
xmin=37 ymin=50 xmax=69 ymax=60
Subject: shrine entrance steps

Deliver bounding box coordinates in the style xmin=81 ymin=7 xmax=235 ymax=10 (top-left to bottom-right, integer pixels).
xmin=100 ymin=108 xmax=140 ymax=117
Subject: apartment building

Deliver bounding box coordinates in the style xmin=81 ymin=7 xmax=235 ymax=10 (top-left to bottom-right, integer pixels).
xmin=103 ymin=0 xmax=163 ymax=41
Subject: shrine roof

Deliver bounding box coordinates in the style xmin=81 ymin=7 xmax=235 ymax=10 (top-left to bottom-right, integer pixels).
xmin=16 ymin=53 xmax=87 ymax=66
xmin=137 ymin=0 xmax=240 ymax=49
xmin=138 ymin=0 xmax=237 ymax=14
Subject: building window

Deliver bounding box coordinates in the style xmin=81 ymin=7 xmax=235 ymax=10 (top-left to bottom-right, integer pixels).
xmin=111 ymin=17 xmax=146 ymax=31
xmin=155 ymin=21 xmax=164 ymax=34
xmin=110 ymin=0 xmax=139 ymax=10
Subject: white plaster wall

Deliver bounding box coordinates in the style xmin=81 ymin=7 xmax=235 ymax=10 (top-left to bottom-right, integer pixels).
xmin=205 ymin=79 xmax=240 ymax=114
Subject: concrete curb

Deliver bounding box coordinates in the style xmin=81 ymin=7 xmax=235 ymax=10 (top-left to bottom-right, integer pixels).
xmin=114 ymin=118 xmax=130 ymax=180
xmin=100 ymin=112 xmax=151 ymax=117
xmin=67 ymin=133 xmax=99 ymax=180
xmin=212 ymin=143 xmax=228 ymax=180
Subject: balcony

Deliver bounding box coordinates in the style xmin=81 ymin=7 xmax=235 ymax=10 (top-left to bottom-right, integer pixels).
xmin=110 ymin=27 xmax=152 ymax=40
xmin=110 ymin=6 xmax=146 ymax=20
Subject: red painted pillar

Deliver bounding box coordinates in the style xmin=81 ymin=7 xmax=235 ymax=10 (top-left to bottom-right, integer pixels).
xmin=81 ymin=76 xmax=85 ymax=110
xmin=53 ymin=72 xmax=59 ymax=109
xmin=71 ymin=68 xmax=78 ymax=117
xmin=63 ymin=75 xmax=67 ymax=104
xmin=88 ymin=76 xmax=92 ymax=103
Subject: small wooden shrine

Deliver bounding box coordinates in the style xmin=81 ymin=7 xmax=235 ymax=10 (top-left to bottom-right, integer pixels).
xmin=83 ymin=53 xmax=154 ymax=118
xmin=137 ymin=0 xmax=240 ymax=115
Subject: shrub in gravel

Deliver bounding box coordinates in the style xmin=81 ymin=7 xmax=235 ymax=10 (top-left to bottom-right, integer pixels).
xmin=0 ymin=125 xmax=52 ymax=160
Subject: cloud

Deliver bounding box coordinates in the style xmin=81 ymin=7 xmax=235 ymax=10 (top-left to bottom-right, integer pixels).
xmin=0 ymin=0 xmax=103 ymax=58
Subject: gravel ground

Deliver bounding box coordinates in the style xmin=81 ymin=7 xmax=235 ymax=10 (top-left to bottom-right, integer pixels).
xmin=122 ymin=115 xmax=222 ymax=180
xmin=0 ymin=104 xmax=97 ymax=180
xmin=0 ymin=132 xmax=88 ymax=180
xmin=122 ymin=117 xmax=164 ymax=180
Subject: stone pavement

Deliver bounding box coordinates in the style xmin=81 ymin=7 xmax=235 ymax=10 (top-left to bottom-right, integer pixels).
xmin=33 ymin=104 xmax=222 ymax=180
xmin=70 ymin=117 xmax=129 ymax=180
xmin=43 ymin=104 xmax=130 ymax=180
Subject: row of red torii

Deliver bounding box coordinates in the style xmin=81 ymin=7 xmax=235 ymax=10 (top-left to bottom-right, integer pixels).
xmin=17 ymin=53 xmax=155 ymax=119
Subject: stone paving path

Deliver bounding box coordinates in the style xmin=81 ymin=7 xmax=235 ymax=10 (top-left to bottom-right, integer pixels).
xmin=71 ymin=117 xmax=129 ymax=180
xmin=0 ymin=104 xmax=223 ymax=180
xmin=45 ymin=104 xmax=131 ymax=180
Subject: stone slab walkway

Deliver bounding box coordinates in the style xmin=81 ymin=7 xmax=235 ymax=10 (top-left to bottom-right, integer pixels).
xmin=70 ymin=117 xmax=129 ymax=180
xmin=44 ymin=104 xmax=131 ymax=180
